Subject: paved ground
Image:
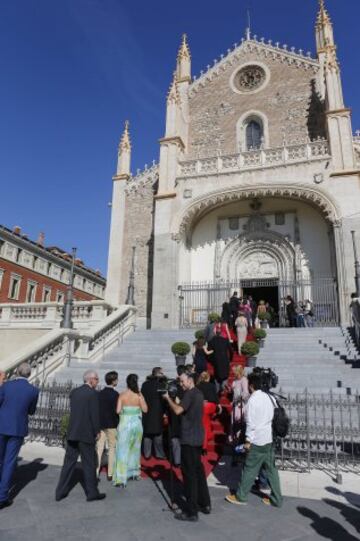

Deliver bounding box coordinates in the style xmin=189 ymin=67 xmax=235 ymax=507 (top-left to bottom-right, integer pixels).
xmin=1 ymin=457 xmax=359 ymax=541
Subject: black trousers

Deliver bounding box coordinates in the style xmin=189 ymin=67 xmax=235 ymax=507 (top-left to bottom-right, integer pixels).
xmin=56 ymin=440 xmax=99 ymax=500
xmin=180 ymin=444 xmax=211 ymax=516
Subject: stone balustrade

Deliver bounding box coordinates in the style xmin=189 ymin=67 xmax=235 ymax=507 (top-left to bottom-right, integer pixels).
xmin=0 ymin=300 xmax=113 ymax=330
xmin=178 ymin=139 xmax=330 ymax=178
xmin=2 ymin=305 xmax=137 ymax=382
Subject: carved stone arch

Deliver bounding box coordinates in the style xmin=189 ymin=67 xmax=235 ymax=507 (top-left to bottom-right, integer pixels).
xmin=171 ymin=184 xmax=340 ymax=243
xmin=219 ymin=230 xmax=304 ymax=282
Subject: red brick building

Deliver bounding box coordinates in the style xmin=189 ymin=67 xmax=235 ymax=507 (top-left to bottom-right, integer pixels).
xmin=0 ymin=225 xmax=106 ymax=304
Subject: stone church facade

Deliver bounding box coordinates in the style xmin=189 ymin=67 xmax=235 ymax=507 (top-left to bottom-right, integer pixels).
xmin=105 ymin=1 xmax=360 ymax=329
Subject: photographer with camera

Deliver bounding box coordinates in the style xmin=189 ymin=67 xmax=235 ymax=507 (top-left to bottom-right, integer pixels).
xmin=163 ymin=370 xmax=211 ymax=522
xmin=225 ymin=370 xmax=283 ymax=508
xmin=141 ymin=367 xmax=166 ymax=460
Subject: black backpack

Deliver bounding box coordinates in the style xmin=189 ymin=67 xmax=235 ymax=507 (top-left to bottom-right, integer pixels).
xmin=268 ymin=394 xmax=290 ymax=439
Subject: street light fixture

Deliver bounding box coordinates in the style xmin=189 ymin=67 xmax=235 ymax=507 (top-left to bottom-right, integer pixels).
xmin=61 ymin=247 xmax=77 ymax=329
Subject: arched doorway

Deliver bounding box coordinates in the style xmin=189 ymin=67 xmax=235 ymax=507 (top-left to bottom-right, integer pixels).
xmin=175 ymin=188 xmax=340 ymax=327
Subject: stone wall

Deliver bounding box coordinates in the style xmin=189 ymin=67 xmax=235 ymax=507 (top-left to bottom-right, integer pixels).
xmin=188 ymin=46 xmax=326 ymax=158
xmin=120 ymin=173 xmax=157 ymax=323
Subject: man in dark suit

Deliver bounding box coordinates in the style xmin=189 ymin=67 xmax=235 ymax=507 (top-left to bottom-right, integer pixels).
xmin=141 ymin=367 xmax=166 ymax=459
xmin=0 ymin=362 xmax=39 ymax=509
xmin=55 ymin=370 xmax=105 ymax=502
xmin=96 ymin=371 xmax=119 ymax=481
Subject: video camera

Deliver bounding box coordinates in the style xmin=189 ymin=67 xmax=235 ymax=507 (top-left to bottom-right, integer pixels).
xmin=252 ymin=367 xmax=278 ymax=393
xmin=156 ymin=377 xmax=179 ymax=399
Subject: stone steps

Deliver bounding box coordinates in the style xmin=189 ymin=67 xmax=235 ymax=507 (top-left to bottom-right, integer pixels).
xmin=257 ymin=328 xmax=360 ymax=394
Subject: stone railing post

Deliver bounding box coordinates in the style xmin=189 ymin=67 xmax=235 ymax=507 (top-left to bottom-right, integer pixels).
xmin=45 ymin=306 xmax=58 ymax=326
xmin=0 ymin=306 xmax=12 ymax=325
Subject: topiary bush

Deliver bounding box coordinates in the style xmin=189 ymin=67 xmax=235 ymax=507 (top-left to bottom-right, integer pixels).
xmin=254 ymin=328 xmax=267 ymax=340
xmin=194 ymin=329 xmax=205 ymax=340
xmin=171 ymin=342 xmax=191 ymax=356
xmin=258 ymin=311 xmax=271 ymax=321
xmin=208 ymin=312 xmax=221 ymax=323
xmin=241 ymin=341 xmax=260 ymax=357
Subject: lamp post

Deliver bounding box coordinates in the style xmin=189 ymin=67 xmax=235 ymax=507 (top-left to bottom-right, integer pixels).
xmin=61 ymin=247 xmax=77 ymax=329
xmin=125 ymin=246 xmax=136 ymax=306
xmin=351 ymin=231 xmax=360 ymax=297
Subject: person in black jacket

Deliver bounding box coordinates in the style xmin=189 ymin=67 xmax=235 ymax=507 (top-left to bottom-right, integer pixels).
xmin=96 ymin=371 xmax=119 ymax=480
xmin=141 ymin=367 xmax=166 ymax=459
xmin=208 ymin=327 xmax=232 ymax=392
xmin=55 ymin=370 xmax=105 ymax=502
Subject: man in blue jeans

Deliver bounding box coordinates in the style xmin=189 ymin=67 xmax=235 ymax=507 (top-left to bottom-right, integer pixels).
xmin=225 ymin=372 xmax=282 ymax=508
xmin=0 ymin=363 xmax=39 ymax=509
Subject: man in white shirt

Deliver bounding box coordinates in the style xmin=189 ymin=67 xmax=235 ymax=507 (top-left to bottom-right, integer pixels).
xmin=225 ymin=371 xmax=282 ymax=507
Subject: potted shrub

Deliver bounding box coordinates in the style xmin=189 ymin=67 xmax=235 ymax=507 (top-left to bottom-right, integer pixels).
xmin=171 ymin=341 xmax=191 ymax=366
xmin=241 ymin=341 xmax=260 ymax=367
xmin=258 ymin=311 xmax=271 ymax=329
xmin=194 ymin=329 xmax=205 ymax=340
xmin=208 ymin=312 xmax=220 ymax=324
xmin=254 ymin=328 xmax=267 ymax=348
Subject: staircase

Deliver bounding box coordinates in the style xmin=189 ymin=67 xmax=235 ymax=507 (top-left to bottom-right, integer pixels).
xmin=51 ymin=330 xmax=195 ymax=385
xmin=257 ymin=327 xmax=360 ymax=395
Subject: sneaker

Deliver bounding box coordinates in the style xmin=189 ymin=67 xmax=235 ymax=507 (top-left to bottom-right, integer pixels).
xmin=262 ymin=497 xmax=271 ymax=506
xmin=225 ymin=494 xmax=247 ymax=506
xmin=259 ymin=487 xmax=271 ymax=495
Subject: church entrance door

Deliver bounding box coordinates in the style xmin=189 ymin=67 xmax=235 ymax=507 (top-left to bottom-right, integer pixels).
xmin=242 ymin=284 xmax=279 ymax=327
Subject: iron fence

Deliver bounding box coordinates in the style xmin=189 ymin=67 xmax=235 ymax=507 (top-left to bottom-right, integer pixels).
xmin=28 ymin=383 xmax=360 ymax=476
xmin=178 ymin=276 xmax=339 ymax=328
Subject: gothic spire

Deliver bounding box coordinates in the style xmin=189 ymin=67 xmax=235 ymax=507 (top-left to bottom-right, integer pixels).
xmin=177 ymin=33 xmax=191 ymax=61
xmin=317 ymin=0 xmax=331 ymax=26
xmin=176 ymin=34 xmax=191 ymax=82
xmin=315 ymin=0 xmax=338 ymax=71
xmin=119 ymin=120 xmax=131 ymax=152
xmin=117 ymin=120 xmax=131 ymax=175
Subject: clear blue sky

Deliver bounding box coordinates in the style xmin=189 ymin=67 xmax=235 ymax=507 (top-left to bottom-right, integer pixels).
xmin=0 ymin=0 xmax=359 ymax=275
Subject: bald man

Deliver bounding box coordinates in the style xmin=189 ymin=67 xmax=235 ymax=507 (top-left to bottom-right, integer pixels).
xmin=55 ymin=370 xmax=105 ymax=502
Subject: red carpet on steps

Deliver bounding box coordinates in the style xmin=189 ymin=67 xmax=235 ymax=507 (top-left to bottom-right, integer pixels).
xmin=140 ymin=330 xmax=254 ymax=481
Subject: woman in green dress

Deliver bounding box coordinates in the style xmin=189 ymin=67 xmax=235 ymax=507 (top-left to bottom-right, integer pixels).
xmin=113 ymin=374 xmax=148 ymax=487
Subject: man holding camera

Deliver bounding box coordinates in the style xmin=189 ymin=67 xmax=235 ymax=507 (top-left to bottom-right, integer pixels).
xmin=164 ymin=371 xmax=211 ymax=522
xmin=225 ymin=371 xmax=282 ymax=508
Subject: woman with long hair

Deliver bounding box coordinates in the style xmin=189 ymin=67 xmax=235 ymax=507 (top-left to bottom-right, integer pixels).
xmin=113 ymin=374 xmax=148 ymax=487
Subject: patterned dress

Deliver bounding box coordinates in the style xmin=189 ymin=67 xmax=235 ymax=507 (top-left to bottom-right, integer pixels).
xmin=113 ymin=406 xmax=143 ymax=486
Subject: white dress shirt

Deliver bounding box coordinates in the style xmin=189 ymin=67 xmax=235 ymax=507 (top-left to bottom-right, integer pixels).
xmin=245 ymin=390 xmax=274 ymax=446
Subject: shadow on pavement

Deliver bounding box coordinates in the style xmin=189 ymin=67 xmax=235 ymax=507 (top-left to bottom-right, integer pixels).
xmin=325 ymin=486 xmax=360 ymax=509
xmin=323 ymin=498 xmax=360 ymax=536
xmin=11 ymin=458 xmax=48 ymax=499
xmin=297 ymin=506 xmax=359 ymax=541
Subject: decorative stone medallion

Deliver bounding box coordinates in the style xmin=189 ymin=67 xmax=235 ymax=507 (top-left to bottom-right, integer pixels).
xmin=235 ymin=65 xmax=266 ymax=92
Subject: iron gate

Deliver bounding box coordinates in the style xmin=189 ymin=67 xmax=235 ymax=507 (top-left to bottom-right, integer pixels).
xmin=178 ymin=276 xmax=339 ymax=328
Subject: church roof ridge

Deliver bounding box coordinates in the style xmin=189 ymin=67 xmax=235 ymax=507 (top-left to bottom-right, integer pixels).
xmin=190 ymin=36 xmax=319 ymax=94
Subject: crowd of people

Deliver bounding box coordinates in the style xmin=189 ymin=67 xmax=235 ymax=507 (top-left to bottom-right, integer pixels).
xmin=0 ymin=292 xmax=286 ymax=521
